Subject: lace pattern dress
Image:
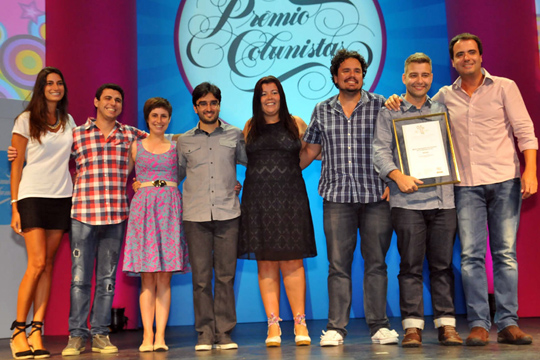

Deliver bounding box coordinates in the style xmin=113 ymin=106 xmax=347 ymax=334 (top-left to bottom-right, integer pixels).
xmin=239 ymin=122 xmax=317 ymax=260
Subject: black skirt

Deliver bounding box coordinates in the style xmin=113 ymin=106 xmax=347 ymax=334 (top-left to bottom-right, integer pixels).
xmin=17 ymin=197 xmax=72 ymax=231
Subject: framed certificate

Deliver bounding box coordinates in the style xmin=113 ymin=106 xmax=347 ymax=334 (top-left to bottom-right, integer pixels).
xmin=392 ymin=112 xmax=460 ymax=188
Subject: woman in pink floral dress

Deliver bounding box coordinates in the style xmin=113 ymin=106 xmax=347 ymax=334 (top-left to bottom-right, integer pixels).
xmin=123 ymin=97 xmax=190 ymax=352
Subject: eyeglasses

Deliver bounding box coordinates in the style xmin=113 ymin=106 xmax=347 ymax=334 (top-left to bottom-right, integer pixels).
xmin=196 ymin=100 xmax=220 ymax=108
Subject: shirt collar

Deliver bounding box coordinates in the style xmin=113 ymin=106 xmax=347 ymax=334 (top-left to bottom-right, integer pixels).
xmin=399 ymin=94 xmax=433 ymax=112
xmin=84 ymin=117 xmax=124 ymax=131
xmin=194 ymin=120 xmax=224 ymax=135
xmin=331 ymin=89 xmax=369 ymax=110
xmin=452 ymin=68 xmax=494 ymax=90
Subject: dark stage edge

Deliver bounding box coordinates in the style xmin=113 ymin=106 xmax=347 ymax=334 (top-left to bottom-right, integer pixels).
xmin=2 ymin=317 xmax=540 ymax=359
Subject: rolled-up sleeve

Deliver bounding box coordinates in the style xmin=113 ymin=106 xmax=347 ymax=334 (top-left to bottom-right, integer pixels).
xmin=303 ymin=105 xmax=322 ymax=144
xmin=502 ymin=80 xmax=538 ymax=152
xmin=373 ymin=107 xmax=399 ymax=181
xmin=236 ymin=131 xmax=248 ymax=166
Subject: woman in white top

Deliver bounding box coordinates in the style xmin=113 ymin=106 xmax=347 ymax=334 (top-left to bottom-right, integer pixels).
xmin=10 ymin=67 xmax=75 ymax=360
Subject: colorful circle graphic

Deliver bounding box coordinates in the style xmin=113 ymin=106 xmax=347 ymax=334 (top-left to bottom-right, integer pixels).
xmin=29 ymin=15 xmax=46 ymax=39
xmin=0 ymin=35 xmax=45 ymax=89
xmin=0 ymin=23 xmax=7 ymax=46
xmin=0 ymin=76 xmax=20 ymax=99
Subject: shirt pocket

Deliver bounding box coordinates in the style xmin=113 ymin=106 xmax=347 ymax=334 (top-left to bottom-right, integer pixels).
xmin=184 ymin=143 xmax=203 ymax=163
xmin=219 ymin=139 xmax=237 ymax=158
xmin=219 ymin=139 xmax=236 ymax=148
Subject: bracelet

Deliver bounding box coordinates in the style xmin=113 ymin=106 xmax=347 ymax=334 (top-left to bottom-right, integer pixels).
xmin=10 ymin=199 xmax=18 ymax=204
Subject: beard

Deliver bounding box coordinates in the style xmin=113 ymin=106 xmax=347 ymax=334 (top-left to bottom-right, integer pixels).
xmin=340 ymin=86 xmax=362 ymax=94
xmin=198 ymin=114 xmax=219 ymax=125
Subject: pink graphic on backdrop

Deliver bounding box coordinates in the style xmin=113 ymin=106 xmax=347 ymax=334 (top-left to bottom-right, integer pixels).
xmin=0 ymin=0 xmax=45 ymax=100
xmin=19 ymin=1 xmax=44 ymax=24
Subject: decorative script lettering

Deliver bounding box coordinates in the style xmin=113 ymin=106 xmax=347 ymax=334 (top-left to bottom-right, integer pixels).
xmin=180 ymin=0 xmax=379 ymax=97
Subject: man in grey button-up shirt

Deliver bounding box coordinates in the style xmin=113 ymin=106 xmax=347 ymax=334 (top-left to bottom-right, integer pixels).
xmin=373 ymin=53 xmax=461 ymax=347
xmin=177 ymin=82 xmax=247 ymax=351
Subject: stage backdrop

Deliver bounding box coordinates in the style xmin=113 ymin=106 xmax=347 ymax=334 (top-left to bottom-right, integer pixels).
xmin=0 ymin=0 xmax=46 ymax=339
xmin=137 ymin=0 xmax=466 ymax=326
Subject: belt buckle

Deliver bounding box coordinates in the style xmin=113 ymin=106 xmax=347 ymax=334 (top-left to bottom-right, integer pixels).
xmin=152 ymin=180 xmax=166 ymax=188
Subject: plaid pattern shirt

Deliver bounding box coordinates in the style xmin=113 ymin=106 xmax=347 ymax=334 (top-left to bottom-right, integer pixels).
xmin=71 ymin=118 xmax=147 ymax=225
xmin=303 ymin=91 xmax=387 ymax=203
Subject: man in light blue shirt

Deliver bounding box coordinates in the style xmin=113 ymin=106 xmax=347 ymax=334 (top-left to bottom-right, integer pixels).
xmin=373 ymin=53 xmax=461 ymax=347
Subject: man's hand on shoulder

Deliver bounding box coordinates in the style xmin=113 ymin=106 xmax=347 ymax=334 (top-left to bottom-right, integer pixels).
xmin=385 ymin=94 xmax=402 ymax=111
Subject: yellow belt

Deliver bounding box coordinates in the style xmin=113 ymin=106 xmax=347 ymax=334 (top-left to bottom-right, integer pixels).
xmin=139 ymin=180 xmax=178 ymax=188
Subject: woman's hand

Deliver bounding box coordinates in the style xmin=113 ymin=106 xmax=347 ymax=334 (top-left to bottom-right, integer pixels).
xmin=11 ymin=208 xmax=23 ymax=235
xmin=235 ymin=181 xmax=242 ymax=195
xmin=132 ymin=178 xmax=141 ymax=192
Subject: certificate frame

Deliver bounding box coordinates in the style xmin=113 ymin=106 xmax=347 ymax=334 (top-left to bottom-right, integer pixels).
xmin=392 ymin=112 xmax=460 ymax=188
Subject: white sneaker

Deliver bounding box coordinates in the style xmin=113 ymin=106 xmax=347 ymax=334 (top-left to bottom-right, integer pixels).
xmin=371 ymin=328 xmax=399 ymax=345
xmin=215 ymin=342 xmax=238 ymax=350
xmin=320 ymin=330 xmax=344 ymax=346
xmin=194 ymin=343 xmax=212 ymax=351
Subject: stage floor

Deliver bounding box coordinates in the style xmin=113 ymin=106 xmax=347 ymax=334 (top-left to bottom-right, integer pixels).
xmin=2 ymin=317 xmax=540 ymax=359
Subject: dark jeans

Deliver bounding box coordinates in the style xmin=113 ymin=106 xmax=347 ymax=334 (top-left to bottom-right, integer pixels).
xmin=392 ymin=208 xmax=457 ymax=329
xmin=68 ymin=219 xmax=126 ymax=338
xmin=323 ymin=200 xmax=393 ymax=337
xmin=184 ymin=218 xmax=239 ymax=343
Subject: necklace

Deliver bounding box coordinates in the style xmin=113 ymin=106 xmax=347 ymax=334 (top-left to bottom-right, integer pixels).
xmin=46 ymin=114 xmax=61 ymax=130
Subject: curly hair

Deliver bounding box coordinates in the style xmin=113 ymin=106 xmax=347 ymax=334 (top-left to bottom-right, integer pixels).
xmin=330 ymin=49 xmax=368 ymax=88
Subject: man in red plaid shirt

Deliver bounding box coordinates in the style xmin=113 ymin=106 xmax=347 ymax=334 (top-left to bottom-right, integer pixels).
xmin=63 ymin=84 xmax=147 ymax=356
xmin=7 ymin=84 xmax=148 ymax=354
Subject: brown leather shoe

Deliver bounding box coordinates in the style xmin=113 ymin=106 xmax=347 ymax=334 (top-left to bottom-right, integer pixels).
xmin=466 ymin=326 xmax=489 ymax=346
xmin=402 ymin=328 xmax=422 ymax=348
xmin=438 ymin=325 xmax=463 ymax=346
xmin=497 ymin=325 xmax=532 ymax=345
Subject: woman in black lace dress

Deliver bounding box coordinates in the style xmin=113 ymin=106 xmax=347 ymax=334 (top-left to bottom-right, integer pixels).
xmin=239 ymin=76 xmax=317 ymax=347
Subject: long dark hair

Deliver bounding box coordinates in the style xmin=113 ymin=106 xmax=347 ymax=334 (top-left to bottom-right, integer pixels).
xmin=247 ymin=76 xmax=298 ymax=144
xmin=19 ymin=67 xmax=69 ymax=143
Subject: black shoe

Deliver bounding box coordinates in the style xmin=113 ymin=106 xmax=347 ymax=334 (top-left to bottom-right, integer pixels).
xmin=28 ymin=321 xmax=50 ymax=359
xmin=10 ymin=321 xmax=33 ymax=360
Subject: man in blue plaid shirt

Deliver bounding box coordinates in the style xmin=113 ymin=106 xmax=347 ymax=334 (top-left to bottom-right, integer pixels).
xmin=301 ymin=49 xmax=397 ymax=346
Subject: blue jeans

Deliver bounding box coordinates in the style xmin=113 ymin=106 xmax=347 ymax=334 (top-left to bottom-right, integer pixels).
xmin=68 ymin=219 xmax=126 ymax=338
xmin=323 ymin=200 xmax=394 ymax=337
xmin=391 ymin=208 xmax=457 ymax=329
xmin=455 ymin=178 xmax=522 ymax=331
